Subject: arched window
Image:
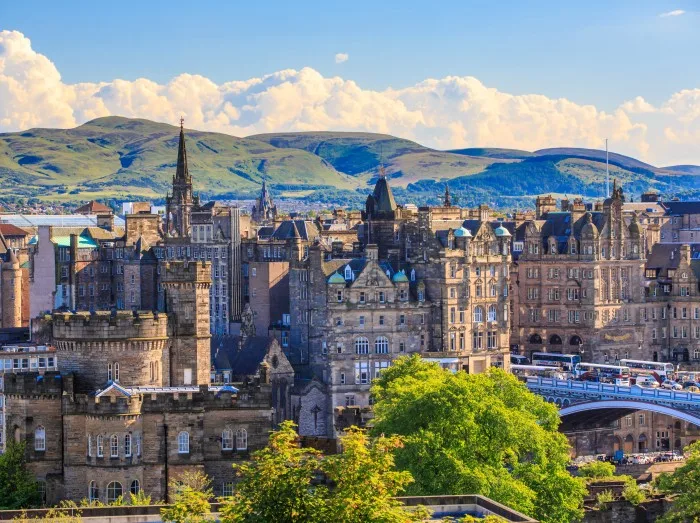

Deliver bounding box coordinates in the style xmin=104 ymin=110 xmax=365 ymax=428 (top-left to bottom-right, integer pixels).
xmin=129 ymin=480 xmax=140 ymax=496
xmin=107 ymin=363 xmax=113 ymax=381
xmin=96 ymin=435 xmax=104 ymax=457
xmin=374 ymin=337 xmax=389 ymax=354
xmin=110 ymin=434 xmax=119 ymax=458
xmin=570 ymin=335 xmax=583 ymax=346
xmin=88 ymin=481 xmax=99 ymax=502
xmin=236 ymin=428 xmax=248 ymax=451
xmin=549 ymin=334 xmax=562 ymax=345
xmin=114 ymin=362 xmax=120 ymax=382
xmin=178 ymin=431 xmax=190 ymax=454
xmin=124 ymin=434 xmax=132 ymax=457
xmin=473 ymin=306 xmax=483 ymax=323
xmin=487 ymin=305 xmax=497 ymax=322
xmin=410 ymin=269 xmax=416 ymax=282
xmin=34 ymin=426 xmax=46 ymax=451
xmin=529 ymin=333 xmax=542 ymax=344
xmin=87 ymin=434 xmax=92 ymax=457
xmin=355 ymin=338 xmax=369 ymax=355
xmin=222 ymin=429 xmax=233 ymax=450
xmin=106 ymin=481 xmax=123 ymax=503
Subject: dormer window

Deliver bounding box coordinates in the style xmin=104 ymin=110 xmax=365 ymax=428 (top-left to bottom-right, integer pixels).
xmin=570 ymin=242 xmax=577 ymax=255
xmin=410 ymin=269 xmax=416 ymax=282
xmin=344 ymin=266 xmax=352 ymax=281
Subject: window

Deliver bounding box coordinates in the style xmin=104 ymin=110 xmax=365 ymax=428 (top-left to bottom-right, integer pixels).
xmin=35 ymin=426 xmax=46 ymax=451
xmin=87 ymin=434 xmax=93 ymax=457
xmin=359 ymin=292 xmax=366 ymax=304
xmin=89 ymin=481 xmax=99 ymax=502
xmin=236 ymin=429 xmax=248 ymax=451
xmin=399 ymin=314 xmax=405 ymax=325
xmin=110 ymin=434 xmax=119 ymax=458
xmin=359 ymin=316 xmax=365 ymax=327
xmin=124 ymin=434 xmax=132 ymax=457
xmin=114 ymin=362 xmax=120 ymax=382
xmin=340 ymin=372 xmax=346 ymax=384
xmin=337 ymin=290 xmax=343 ymax=302
xmin=222 ymin=482 xmax=234 ymax=497
xmin=355 ymin=361 xmax=370 ymax=384
xmin=107 ymin=482 xmax=123 ymax=503
xmin=178 ymin=431 xmax=190 ymax=454
xmin=130 ymin=480 xmax=140 ymax=496
xmin=487 ymin=331 xmax=497 ymax=349
xmin=374 ymin=361 xmax=390 ymax=378
xmin=473 ymin=306 xmax=483 ymax=323
xmin=355 ymin=337 xmax=369 ymax=354
xmin=135 ymin=434 xmax=141 ymax=456
xmin=379 ymin=291 xmax=385 ymax=303
xmin=97 ymin=435 xmax=104 ymax=457
xmin=222 ymin=429 xmax=233 ymax=450
xmin=379 ymin=315 xmax=385 ymax=326
xmin=375 ymin=336 xmax=389 ymax=354
xmin=399 ymin=342 xmax=405 ymax=353
xmin=488 ymin=305 xmax=497 ymax=322
xmin=107 ymin=363 xmax=113 ymax=381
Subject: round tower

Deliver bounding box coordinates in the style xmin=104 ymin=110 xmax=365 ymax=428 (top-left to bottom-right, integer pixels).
xmin=1 ymin=249 xmax=22 ymax=328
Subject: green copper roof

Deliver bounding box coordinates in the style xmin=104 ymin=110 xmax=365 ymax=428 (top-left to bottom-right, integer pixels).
xmin=494 ymin=225 xmax=511 ymax=237
xmin=392 ymin=270 xmax=409 ymax=282
xmin=52 ymin=235 xmax=98 ymax=249
xmin=454 ymin=226 xmax=472 ymax=237
xmin=328 ymin=272 xmax=346 ymax=284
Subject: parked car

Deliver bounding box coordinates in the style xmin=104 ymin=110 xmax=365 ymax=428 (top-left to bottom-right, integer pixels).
xmin=683 ymin=381 xmax=700 ymax=391
xmin=661 ymin=379 xmax=683 ymax=391
xmin=635 ymin=375 xmax=659 ymax=388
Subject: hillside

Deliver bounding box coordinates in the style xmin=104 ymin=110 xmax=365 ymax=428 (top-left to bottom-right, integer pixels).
xmin=0 ymin=118 xmax=698 ymax=209
xmin=0 ymin=117 xmax=361 ymax=202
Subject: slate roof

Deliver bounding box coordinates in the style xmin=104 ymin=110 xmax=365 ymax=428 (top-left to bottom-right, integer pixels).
xmin=662 ymin=202 xmax=700 ymax=216
xmin=538 ymin=212 xmax=607 ymax=251
xmin=211 ymin=335 xmax=275 ymax=378
xmin=271 ymin=220 xmax=318 ymax=241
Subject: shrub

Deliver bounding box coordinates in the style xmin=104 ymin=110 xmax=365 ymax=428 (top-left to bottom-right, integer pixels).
xmin=578 ymin=461 xmax=616 ymax=479
xmin=595 ymin=490 xmax=615 ymax=511
xmin=622 ymin=478 xmax=646 ymax=506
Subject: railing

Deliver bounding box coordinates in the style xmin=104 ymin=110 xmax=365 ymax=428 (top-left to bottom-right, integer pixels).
xmin=525 ymin=377 xmax=700 ymax=407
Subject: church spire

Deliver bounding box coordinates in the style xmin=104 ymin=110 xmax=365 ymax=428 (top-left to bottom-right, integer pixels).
xmin=444 ymin=184 xmax=451 ymax=207
xmin=175 ymin=117 xmax=189 ymax=181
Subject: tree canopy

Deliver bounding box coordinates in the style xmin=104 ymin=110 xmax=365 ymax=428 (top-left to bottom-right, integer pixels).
xmin=219 ymin=421 xmax=424 ymax=523
xmin=656 ymin=441 xmax=700 ymax=522
xmin=0 ymin=441 xmax=41 ymax=510
xmin=370 ymin=355 xmax=586 ymax=523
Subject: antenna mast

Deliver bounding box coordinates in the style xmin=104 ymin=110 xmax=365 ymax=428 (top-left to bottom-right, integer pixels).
xmin=605 ymin=138 xmax=610 ymax=198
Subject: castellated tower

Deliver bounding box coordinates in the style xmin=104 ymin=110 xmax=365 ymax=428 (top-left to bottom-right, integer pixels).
xmin=162 ymin=260 xmax=212 ymax=386
xmin=52 ymin=311 xmax=169 ymax=392
xmin=1 ymin=249 xmax=23 ymax=328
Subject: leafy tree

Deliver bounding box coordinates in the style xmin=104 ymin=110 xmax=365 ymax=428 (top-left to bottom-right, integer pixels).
xmin=219 ymin=420 xmax=326 ymax=523
xmin=578 ymin=461 xmax=615 ymax=479
xmin=161 ymin=471 xmax=212 ymax=523
xmin=622 ymin=477 xmax=646 ymax=506
xmin=595 ymin=490 xmax=614 ymax=511
xmin=371 ymin=356 xmax=586 ymax=523
xmin=0 ymin=441 xmax=41 ymax=509
xmin=321 ymin=427 xmax=421 ymax=522
xmin=656 ymin=441 xmax=700 ymax=522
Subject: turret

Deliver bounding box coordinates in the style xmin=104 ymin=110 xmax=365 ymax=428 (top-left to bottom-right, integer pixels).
xmin=1 ymin=248 xmax=22 ymax=328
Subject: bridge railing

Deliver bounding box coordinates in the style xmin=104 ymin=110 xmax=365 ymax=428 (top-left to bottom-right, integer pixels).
xmin=525 ymin=377 xmax=700 ymax=406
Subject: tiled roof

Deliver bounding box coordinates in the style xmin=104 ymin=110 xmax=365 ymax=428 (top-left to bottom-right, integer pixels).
xmin=75 ymin=201 xmax=112 ymax=214
xmin=0 ymin=224 xmax=29 ymax=237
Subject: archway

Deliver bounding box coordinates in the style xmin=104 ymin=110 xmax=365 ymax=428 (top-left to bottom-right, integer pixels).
xmin=638 ymin=433 xmax=647 ymax=453
xmin=549 ymin=334 xmax=562 ymax=345
xmin=612 ymin=436 xmax=622 ymax=452
xmin=570 ymin=335 xmax=583 ymax=346
xmin=623 ymin=434 xmax=634 ymax=453
xmin=529 ymin=333 xmax=542 ymax=344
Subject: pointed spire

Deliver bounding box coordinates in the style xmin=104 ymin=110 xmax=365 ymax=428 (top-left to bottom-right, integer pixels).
xmin=444 ymin=184 xmax=451 ymax=207
xmin=175 ymin=117 xmax=189 ymax=181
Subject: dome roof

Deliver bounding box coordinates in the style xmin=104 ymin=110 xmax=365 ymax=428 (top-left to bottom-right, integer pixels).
xmin=327 ymin=272 xmax=346 ymax=284
xmin=392 ymin=270 xmax=409 ymax=283
xmin=454 ymin=226 xmax=472 ymax=237
xmin=494 ymin=225 xmax=511 ymax=237
xmin=581 ymin=213 xmax=598 ymax=236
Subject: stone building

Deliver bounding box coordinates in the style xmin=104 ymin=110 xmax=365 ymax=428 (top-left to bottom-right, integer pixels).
xmin=0 ymin=230 xmax=27 ymax=329
xmin=511 ymin=186 xmax=647 ymax=362
xmin=2 ymin=260 xmax=293 ymax=505
xmin=251 ymin=179 xmax=277 ymax=224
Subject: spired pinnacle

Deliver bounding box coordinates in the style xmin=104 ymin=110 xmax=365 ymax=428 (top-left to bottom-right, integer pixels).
xmin=444 ymin=184 xmax=451 ymax=207
xmin=175 ymin=117 xmax=189 ymax=181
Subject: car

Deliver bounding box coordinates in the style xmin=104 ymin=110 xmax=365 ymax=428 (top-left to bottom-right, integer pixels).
xmin=683 ymin=381 xmax=700 ymax=391
xmin=635 ymin=375 xmax=659 ymax=388
xmin=661 ymin=379 xmax=683 ymax=391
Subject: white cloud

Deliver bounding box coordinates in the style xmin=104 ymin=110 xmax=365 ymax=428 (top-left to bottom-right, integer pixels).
xmin=1 ymin=30 xmax=700 ymax=165
xmin=334 ymin=53 xmax=349 ymax=64
xmin=659 ymin=9 xmax=685 ymax=17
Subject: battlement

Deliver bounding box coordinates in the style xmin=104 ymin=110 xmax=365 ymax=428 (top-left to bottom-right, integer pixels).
xmin=52 ymin=310 xmax=169 ymax=342
xmin=2 ymin=371 xmax=65 ymax=396
xmin=161 ymin=260 xmax=211 ymax=284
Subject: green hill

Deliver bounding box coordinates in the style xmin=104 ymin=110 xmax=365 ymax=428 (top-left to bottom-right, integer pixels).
xmin=0 ymin=118 xmax=698 ymax=209
xmin=0 ymin=117 xmax=361 ymax=202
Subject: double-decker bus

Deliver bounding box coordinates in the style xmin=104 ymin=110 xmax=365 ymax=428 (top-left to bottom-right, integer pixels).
xmin=510 ymin=364 xmax=568 ymax=381
xmin=531 ymin=352 xmax=581 ymax=372
xmin=619 ymin=359 xmax=675 ymax=382
xmin=576 ymin=363 xmax=631 ymax=386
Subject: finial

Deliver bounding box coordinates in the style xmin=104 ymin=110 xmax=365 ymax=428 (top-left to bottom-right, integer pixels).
xmin=180 ymin=116 xmax=184 ymax=129
xmin=378 ymin=165 xmax=386 ymax=179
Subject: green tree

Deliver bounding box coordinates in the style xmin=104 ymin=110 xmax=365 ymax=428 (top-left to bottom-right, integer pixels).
xmin=656 ymin=441 xmax=700 ymax=522
xmin=371 ymin=356 xmax=586 ymax=523
xmin=321 ymin=427 xmax=421 ymax=522
xmin=219 ymin=421 xmax=326 ymax=523
xmin=0 ymin=441 xmax=41 ymax=509
xmin=578 ymin=461 xmax=615 ymax=479
xmin=161 ymin=471 xmax=212 ymax=523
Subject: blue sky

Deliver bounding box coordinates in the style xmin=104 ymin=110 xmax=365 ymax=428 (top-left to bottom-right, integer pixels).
xmin=3 ymin=0 xmax=697 ymax=109
xmin=1 ymin=1 xmax=699 ymax=164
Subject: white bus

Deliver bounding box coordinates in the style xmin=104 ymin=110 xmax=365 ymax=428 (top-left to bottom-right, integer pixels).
xmin=531 ymin=352 xmax=581 ymax=372
xmin=619 ymin=359 xmax=675 ymax=381
xmin=510 ymin=364 xmax=568 ymax=381
xmin=576 ymin=363 xmax=631 ymax=386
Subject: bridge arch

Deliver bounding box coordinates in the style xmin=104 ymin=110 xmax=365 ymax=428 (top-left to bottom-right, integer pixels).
xmin=560 ymin=400 xmax=700 ymax=426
